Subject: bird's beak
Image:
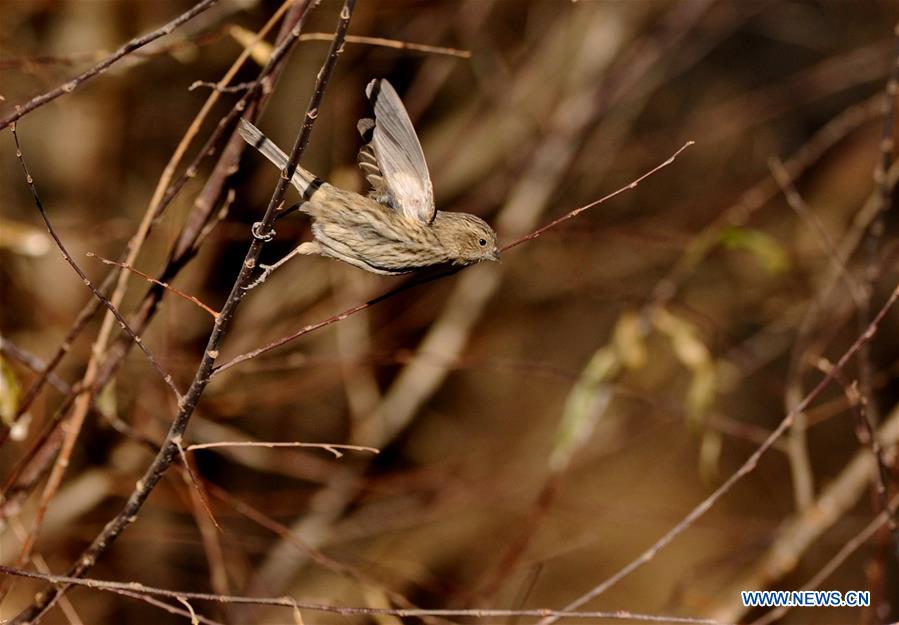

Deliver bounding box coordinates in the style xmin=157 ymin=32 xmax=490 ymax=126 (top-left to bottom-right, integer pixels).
xmin=490 ymin=248 xmax=501 ymax=262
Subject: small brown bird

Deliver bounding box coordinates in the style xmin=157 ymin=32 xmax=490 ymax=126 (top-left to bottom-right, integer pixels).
xmin=240 ymin=79 xmax=499 ymax=285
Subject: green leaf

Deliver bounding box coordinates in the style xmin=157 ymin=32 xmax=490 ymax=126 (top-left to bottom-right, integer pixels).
xmin=550 ymin=345 xmax=620 ymax=472
xmin=719 ymin=227 xmax=788 ymax=274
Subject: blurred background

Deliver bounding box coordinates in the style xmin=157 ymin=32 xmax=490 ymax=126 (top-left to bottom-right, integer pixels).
xmin=1 ymin=1 xmax=898 ymax=623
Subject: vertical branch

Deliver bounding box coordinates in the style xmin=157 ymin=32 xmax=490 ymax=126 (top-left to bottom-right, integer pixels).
xmin=9 ymin=1 xmax=357 ymax=622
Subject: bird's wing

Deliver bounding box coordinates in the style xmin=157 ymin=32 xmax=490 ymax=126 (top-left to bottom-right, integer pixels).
xmin=357 ymin=79 xmax=435 ymax=223
xmin=356 ymin=117 xmax=391 ymax=199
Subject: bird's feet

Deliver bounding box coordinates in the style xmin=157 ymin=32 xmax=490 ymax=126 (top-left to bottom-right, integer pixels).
xmin=243 ymin=263 xmax=275 ymax=290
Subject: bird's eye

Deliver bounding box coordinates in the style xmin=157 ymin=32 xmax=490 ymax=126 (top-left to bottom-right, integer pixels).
xmin=478 ymin=238 xmax=487 ymax=246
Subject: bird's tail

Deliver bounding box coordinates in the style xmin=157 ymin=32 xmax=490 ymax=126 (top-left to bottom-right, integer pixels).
xmin=238 ymin=119 xmax=321 ymax=200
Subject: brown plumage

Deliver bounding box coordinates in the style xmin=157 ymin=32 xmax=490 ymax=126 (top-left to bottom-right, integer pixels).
xmin=239 ymin=79 xmax=499 ymax=280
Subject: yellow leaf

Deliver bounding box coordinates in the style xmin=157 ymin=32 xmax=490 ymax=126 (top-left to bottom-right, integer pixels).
xmin=699 ymin=429 xmax=723 ymax=483
xmin=0 ymin=354 xmax=22 ymax=427
xmin=96 ymin=380 xmax=117 ymax=420
xmin=0 ymin=218 xmax=51 ymax=257
xmin=228 ymin=24 xmax=273 ymax=66
xmin=686 ymin=364 xmax=716 ymax=430
xmin=613 ymin=310 xmax=647 ymax=370
xmin=651 ymin=308 xmax=710 ymax=370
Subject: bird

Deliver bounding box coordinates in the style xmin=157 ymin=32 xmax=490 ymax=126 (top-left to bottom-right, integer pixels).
xmin=239 ymin=78 xmax=499 ymax=286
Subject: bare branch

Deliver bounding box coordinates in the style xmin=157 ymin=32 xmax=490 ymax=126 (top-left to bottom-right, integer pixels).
xmin=502 ymin=141 xmax=694 ymax=251
xmin=186 ymin=441 xmax=380 ymax=459
xmin=87 ymin=253 xmax=219 ymax=318
xmin=0 ymin=0 xmax=218 ymax=129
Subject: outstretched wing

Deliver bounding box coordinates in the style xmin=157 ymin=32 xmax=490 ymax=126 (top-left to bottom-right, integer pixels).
xmin=359 ymin=79 xmax=435 ymax=223
xmin=356 ymin=118 xmax=391 ymax=200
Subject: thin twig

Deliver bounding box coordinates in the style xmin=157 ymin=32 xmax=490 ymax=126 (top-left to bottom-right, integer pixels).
xmin=7 ymin=520 xmax=84 ymax=625
xmin=71 ymin=408 xmax=432 ymax=620
xmin=89 ymin=0 xmax=314 ymax=394
xmin=178 ymin=444 xmax=233 ymax=603
xmin=0 ymin=3 xmax=306 ymax=529
xmin=6 ymin=131 xmax=179 ymax=558
xmin=0 ymin=566 xmax=733 ymax=625
xmin=0 ymin=336 xmax=70 ymax=396
xmin=0 ymin=0 xmax=218 ymax=129
xmin=176 ymin=597 xmax=200 ymax=625
xmin=174 ymin=436 xmax=222 ymax=532
xmin=769 ymin=156 xmax=864 ymax=305
xmin=189 ymin=80 xmax=256 ymax=93
xmin=110 ymin=587 xmax=226 ymax=625
xmin=768 ymin=157 xmax=826 ymax=511
xmin=210 ymin=268 xmax=459 ymax=377
xmin=8 ymin=3 xmax=356 ymax=621
xmin=853 ymin=23 xmax=899 ymax=596
xmin=0 ymin=28 xmax=228 ymax=70
xmin=186 ymin=441 xmax=379 ymax=459
xmin=203 ymin=481 xmax=443 ymax=619
xmin=502 ymin=141 xmax=694 ymax=251
xmin=535 ymin=283 xmax=899 ymax=625
xmin=87 ymin=253 xmax=219 ymax=318
xmin=298 ymin=33 xmax=471 ymax=58
xmin=708 ymin=401 xmax=899 ymax=622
